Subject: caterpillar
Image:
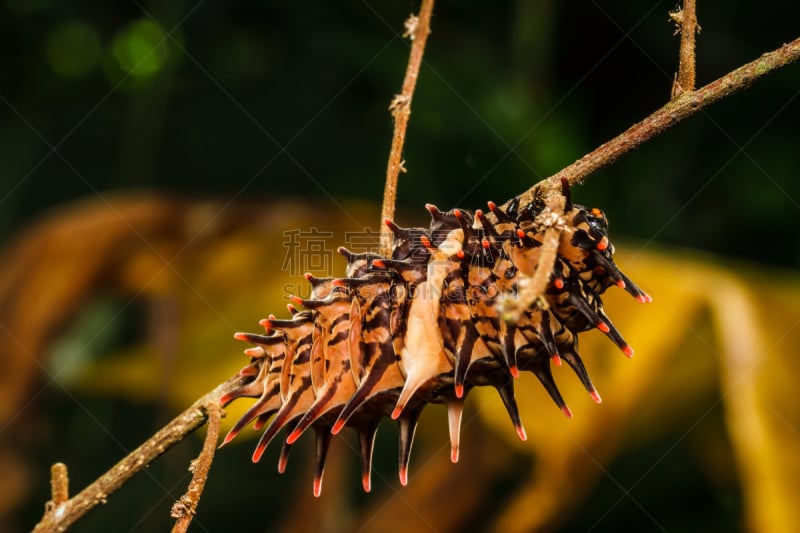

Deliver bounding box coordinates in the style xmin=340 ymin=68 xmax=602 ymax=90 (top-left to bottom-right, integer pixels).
xmin=219 ymin=181 xmax=650 ymax=496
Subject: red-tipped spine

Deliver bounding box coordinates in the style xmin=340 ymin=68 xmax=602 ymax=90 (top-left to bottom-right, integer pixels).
xmin=331 ymin=419 xmax=346 ymax=435
xmin=243 ymin=347 xmax=264 ymax=358
xmin=221 ymin=429 xmax=239 ymax=447
xmin=399 ymin=466 xmax=408 ymax=487
xmin=277 ymin=451 xmax=289 ymax=474
xmin=286 ymin=427 xmax=303 ymax=445
xmin=391 ymin=405 xmax=403 ymax=420
xmin=252 ymin=442 xmax=268 ymax=463
xmin=253 ymin=416 xmax=267 ymax=431
xmin=622 ymin=345 xmax=634 ymax=358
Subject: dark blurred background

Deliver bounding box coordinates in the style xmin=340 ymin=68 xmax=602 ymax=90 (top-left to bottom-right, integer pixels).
xmin=2 ymin=0 xmax=799 ymax=265
xmin=2 ymin=1 xmax=799 ymax=532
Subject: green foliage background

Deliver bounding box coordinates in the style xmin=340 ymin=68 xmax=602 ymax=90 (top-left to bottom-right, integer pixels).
xmin=1 ymin=1 xmax=799 ymax=532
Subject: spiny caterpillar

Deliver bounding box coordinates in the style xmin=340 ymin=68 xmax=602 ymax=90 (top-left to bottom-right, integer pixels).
xmin=220 ymin=182 xmax=650 ymax=496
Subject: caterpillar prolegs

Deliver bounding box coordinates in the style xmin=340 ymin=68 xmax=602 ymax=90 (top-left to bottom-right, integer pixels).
xmin=220 ymin=183 xmax=651 ymax=496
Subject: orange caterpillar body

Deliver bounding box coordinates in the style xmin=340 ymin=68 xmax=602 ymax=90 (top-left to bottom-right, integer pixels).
xmin=221 ymin=186 xmax=650 ymax=496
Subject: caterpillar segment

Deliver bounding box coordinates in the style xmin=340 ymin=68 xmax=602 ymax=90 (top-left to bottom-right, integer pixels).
xmin=445 ymin=218 xmax=517 ymax=388
xmin=377 ymin=233 xmax=466 ymax=463
xmin=372 ymin=250 xmax=501 ymax=466
xmin=330 ymin=273 xmax=404 ymax=426
xmin=390 ymin=232 xmax=461 ymax=418
xmin=335 ymin=265 xmax=446 ymax=482
xmin=250 ymin=314 xmax=315 ymax=464
xmin=428 ymin=219 xmax=527 ymax=436
xmin=285 ymin=287 xmax=357 ymax=445
xmin=224 ymin=190 xmax=650 ymax=495
xmin=220 ymin=333 xmax=286 ymax=444
xmin=461 ymin=247 xmax=518 ymax=376
xmin=331 ymin=270 xmax=417 ymax=485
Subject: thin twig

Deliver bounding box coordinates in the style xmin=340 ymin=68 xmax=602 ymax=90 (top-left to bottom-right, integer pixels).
xmin=50 ymin=463 xmax=69 ymax=506
xmin=43 ymin=463 xmax=69 ymax=523
xmin=171 ymin=402 xmax=222 ymax=533
xmin=670 ymin=0 xmax=700 ymax=97
xmin=380 ymin=0 xmax=436 ymax=255
xmin=501 ymin=35 xmax=800 ymax=213
xmin=32 ymin=376 xmax=242 ymax=533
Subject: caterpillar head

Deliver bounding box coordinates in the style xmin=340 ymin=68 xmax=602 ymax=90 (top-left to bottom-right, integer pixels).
xmin=568 ymin=206 xmax=613 ymax=254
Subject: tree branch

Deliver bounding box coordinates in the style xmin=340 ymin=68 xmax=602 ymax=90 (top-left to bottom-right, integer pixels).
xmin=170 ymin=402 xmax=222 ymax=533
xmin=380 ymin=0 xmax=436 ymax=255
xmin=671 ymin=0 xmax=700 ymax=97
xmin=32 ymin=376 xmax=242 ymax=533
xmin=502 ymin=36 xmax=800 ymax=212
